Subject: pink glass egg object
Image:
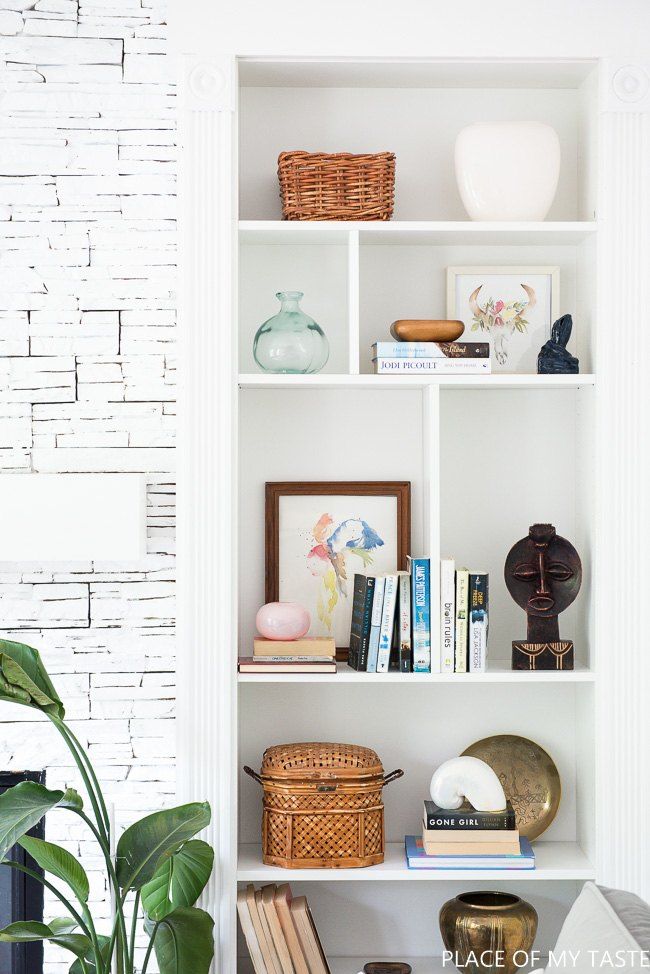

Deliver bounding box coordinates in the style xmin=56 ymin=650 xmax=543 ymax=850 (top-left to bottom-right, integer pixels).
xmin=256 ymin=602 xmax=311 ymax=640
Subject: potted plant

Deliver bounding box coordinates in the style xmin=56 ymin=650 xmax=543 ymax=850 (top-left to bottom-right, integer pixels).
xmin=0 ymin=638 xmax=215 ymax=974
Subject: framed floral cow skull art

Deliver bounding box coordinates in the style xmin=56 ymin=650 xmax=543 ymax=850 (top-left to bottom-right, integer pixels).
xmin=447 ymin=266 xmax=560 ymax=373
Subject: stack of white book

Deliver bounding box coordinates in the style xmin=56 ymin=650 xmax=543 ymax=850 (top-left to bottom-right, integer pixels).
xmin=372 ymin=341 xmax=491 ymax=374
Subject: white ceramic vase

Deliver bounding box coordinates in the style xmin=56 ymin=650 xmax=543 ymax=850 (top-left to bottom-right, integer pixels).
xmin=455 ymin=121 xmax=561 ymax=221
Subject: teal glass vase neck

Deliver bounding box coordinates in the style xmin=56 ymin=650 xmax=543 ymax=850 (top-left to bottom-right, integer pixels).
xmin=276 ymin=290 xmax=303 ymax=313
xmin=253 ymin=291 xmax=329 ymax=374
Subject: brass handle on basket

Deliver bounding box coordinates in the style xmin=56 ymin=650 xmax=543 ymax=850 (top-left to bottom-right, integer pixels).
xmin=382 ymin=769 xmax=404 ymax=786
xmin=243 ymin=766 xmax=263 ymax=785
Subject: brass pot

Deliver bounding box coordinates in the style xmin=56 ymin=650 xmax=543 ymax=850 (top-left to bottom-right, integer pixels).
xmin=439 ymin=891 xmax=538 ymax=974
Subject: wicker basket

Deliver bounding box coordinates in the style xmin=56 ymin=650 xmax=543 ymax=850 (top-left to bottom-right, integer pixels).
xmin=277 ymin=151 xmax=396 ymax=221
xmin=244 ymin=743 xmax=403 ymax=868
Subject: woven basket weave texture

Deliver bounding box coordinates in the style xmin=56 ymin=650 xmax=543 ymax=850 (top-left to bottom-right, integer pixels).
xmin=277 ymin=151 xmax=396 ymax=221
xmin=248 ymin=742 xmax=394 ymax=868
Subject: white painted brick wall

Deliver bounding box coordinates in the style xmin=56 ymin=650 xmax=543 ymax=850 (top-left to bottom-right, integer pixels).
xmin=0 ymin=2 xmax=176 ymax=968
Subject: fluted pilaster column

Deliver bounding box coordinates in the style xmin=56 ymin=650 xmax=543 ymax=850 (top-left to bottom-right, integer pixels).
xmin=177 ymin=54 xmax=238 ymax=974
xmin=596 ymin=59 xmax=650 ymax=899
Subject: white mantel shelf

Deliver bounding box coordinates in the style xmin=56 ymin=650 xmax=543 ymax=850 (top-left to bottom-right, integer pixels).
xmin=239 ymin=220 xmax=598 ymax=246
xmin=238 ymin=662 xmax=595 ymax=683
xmin=238 ymin=373 xmax=596 ymax=390
xmin=237 ymin=841 xmax=595 ymax=882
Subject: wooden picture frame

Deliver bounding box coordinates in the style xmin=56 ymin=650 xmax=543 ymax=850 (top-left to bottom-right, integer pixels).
xmin=265 ymin=481 xmax=411 ymax=658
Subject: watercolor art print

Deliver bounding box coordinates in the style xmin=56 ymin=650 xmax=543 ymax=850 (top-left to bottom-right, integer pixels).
xmin=278 ymin=494 xmax=399 ymax=647
xmin=448 ymin=266 xmax=560 ymax=373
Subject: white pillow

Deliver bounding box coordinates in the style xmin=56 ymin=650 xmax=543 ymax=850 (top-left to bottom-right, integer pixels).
xmin=544 ymin=882 xmax=650 ymax=971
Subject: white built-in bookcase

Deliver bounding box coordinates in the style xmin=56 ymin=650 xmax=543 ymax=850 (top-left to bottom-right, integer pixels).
xmin=175 ymin=45 xmax=650 ymax=974
xmin=235 ymin=60 xmax=597 ymax=970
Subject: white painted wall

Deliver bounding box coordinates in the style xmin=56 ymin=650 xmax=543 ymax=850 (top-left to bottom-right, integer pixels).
xmin=170 ymin=0 xmax=650 ymax=59
xmin=0 ymin=2 xmax=176 ymax=970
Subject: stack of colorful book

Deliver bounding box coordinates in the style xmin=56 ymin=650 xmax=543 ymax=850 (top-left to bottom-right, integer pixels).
xmin=348 ymin=557 xmax=433 ymax=672
xmin=237 ymin=883 xmax=330 ymax=974
xmin=372 ymin=341 xmax=491 ymax=375
xmin=238 ymin=636 xmax=337 ymax=674
xmin=404 ymin=800 xmax=534 ymax=870
xmin=440 ymin=561 xmax=489 ymax=673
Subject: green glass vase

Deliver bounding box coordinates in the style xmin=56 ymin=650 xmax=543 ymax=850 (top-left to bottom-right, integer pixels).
xmin=253 ymin=291 xmax=329 ymax=374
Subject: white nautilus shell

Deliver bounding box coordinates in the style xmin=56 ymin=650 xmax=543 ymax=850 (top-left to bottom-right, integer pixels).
xmin=430 ymin=756 xmax=506 ymax=811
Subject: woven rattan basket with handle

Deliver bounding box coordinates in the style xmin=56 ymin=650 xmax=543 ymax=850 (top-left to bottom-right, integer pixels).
xmin=244 ymin=742 xmax=403 ymax=869
xmin=277 ymin=151 xmax=396 ymax=221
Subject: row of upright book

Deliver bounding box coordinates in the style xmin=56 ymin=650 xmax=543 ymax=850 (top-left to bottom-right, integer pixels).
xmin=441 ymin=560 xmax=489 ymax=673
xmin=372 ymin=340 xmax=491 ymax=375
xmin=348 ymin=557 xmax=431 ymax=672
xmin=348 ymin=558 xmax=489 ymax=673
xmin=404 ymin=799 xmax=534 ymax=871
xmin=237 ymin=883 xmax=330 ymax=974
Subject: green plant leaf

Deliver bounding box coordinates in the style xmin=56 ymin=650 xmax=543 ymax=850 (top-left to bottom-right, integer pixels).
xmin=0 ymin=781 xmax=76 ymax=862
xmin=142 ymin=840 xmax=214 ymax=920
xmin=68 ymin=934 xmax=111 ymax=974
xmin=0 ymin=921 xmax=52 ymax=942
xmin=49 ymin=918 xmax=79 ymax=936
xmin=50 ymin=934 xmax=91 ymax=958
xmin=18 ymin=834 xmax=89 ymax=902
xmin=59 ymin=789 xmax=83 ymax=812
xmin=147 ymin=907 xmax=214 ymax=974
xmin=0 ymin=639 xmax=64 ymax=718
xmin=116 ymin=802 xmax=211 ymax=891
xmin=0 ymin=920 xmax=90 ymax=959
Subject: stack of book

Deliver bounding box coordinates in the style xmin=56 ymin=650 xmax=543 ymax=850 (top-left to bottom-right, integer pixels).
xmin=404 ymin=800 xmax=534 ymax=870
xmin=372 ymin=341 xmax=491 ymax=375
xmin=238 ymin=636 xmax=337 ymax=674
xmin=237 ymin=883 xmax=330 ymax=974
xmin=348 ymin=556 xmax=434 ymax=672
xmin=440 ymin=561 xmax=489 ymax=673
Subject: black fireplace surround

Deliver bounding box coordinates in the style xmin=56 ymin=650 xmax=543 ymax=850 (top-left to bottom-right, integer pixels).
xmin=0 ymin=772 xmax=45 ymax=974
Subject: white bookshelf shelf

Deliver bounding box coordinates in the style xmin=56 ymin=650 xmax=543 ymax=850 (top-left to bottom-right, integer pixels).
xmin=238 ymin=661 xmax=595 ymax=683
xmin=237 ymin=57 xmax=596 ymax=90
xmin=241 ymin=956 xmax=552 ymax=974
xmin=238 ymin=373 xmax=596 ymax=390
xmin=328 ymin=960 xmax=445 ymax=974
xmin=241 ymin=958 xmax=448 ymax=974
xmin=237 ymin=841 xmax=595 ymax=882
xmin=239 ymin=220 xmax=598 ymax=247
xmin=326 ymin=958 xmax=545 ymax=974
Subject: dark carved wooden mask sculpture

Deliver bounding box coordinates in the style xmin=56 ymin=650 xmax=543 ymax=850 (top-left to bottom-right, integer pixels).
xmin=505 ymin=523 xmax=582 ymax=670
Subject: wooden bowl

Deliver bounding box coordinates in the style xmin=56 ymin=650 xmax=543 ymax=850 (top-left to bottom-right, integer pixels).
xmin=390 ymin=319 xmax=465 ymax=342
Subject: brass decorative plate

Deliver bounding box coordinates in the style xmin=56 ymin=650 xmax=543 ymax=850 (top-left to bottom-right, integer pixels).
xmin=462 ymin=734 xmax=561 ymax=840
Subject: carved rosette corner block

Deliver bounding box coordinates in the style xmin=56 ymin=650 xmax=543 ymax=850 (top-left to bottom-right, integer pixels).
xmin=505 ymin=523 xmax=581 ymax=672
xmin=182 ymin=55 xmax=236 ymax=113
xmin=602 ymin=60 xmax=650 ymax=113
